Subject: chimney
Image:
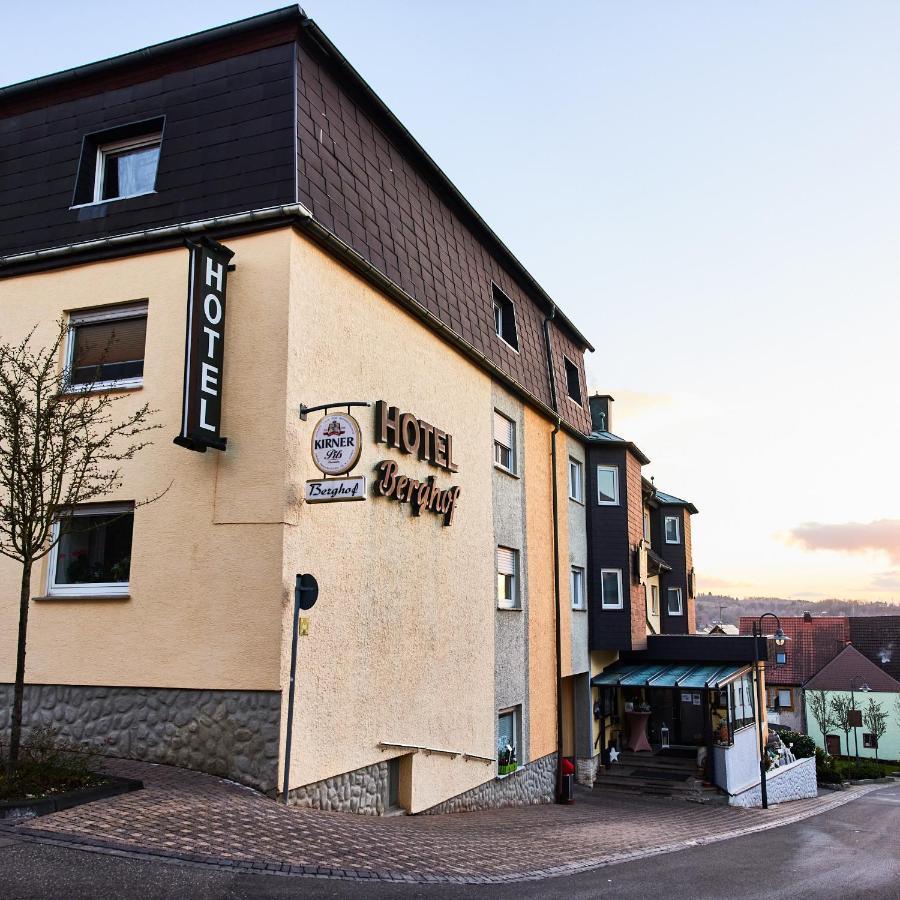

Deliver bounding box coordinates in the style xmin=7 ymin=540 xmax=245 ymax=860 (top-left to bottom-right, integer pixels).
xmin=589 ymin=393 xmax=614 ymax=433
xmin=803 ymin=611 xmax=812 ymax=623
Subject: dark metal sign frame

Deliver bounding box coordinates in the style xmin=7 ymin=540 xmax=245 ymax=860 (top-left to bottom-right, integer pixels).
xmin=173 ymin=236 xmax=235 ymax=453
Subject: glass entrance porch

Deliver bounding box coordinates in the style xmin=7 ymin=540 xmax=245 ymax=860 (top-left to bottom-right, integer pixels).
xmin=592 ymin=662 xmax=757 ymax=764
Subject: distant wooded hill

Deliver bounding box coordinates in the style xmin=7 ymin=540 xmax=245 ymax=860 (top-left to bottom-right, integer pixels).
xmin=696 ymin=594 xmax=900 ymax=629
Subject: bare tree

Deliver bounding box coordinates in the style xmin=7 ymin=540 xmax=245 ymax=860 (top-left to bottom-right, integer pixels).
xmin=829 ymin=694 xmax=854 ymax=756
xmin=862 ymin=698 xmax=889 ymax=761
xmin=0 ymin=321 xmax=163 ymax=774
xmin=807 ymin=689 xmax=836 ymax=748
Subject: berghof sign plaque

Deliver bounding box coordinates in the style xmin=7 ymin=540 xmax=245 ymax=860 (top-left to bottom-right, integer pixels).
xmin=174 ymin=237 xmax=234 ymax=452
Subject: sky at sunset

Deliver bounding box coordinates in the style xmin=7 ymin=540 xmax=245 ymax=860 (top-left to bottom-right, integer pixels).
xmin=3 ymin=1 xmax=898 ymax=602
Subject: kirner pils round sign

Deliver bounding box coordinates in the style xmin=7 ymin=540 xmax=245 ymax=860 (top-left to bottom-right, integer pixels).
xmin=311 ymin=413 xmax=362 ymax=475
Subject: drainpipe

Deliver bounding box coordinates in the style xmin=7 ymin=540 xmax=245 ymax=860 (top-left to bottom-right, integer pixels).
xmin=542 ymin=305 xmax=564 ymax=802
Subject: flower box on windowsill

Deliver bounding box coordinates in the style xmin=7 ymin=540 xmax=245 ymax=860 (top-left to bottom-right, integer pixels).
xmin=498 ymin=762 xmax=517 ymax=776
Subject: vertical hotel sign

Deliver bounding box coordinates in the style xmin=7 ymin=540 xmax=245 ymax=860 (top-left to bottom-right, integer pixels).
xmin=174 ymin=237 xmax=234 ymax=452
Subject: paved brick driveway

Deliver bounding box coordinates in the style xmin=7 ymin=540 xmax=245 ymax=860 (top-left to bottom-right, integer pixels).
xmin=2 ymin=760 xmax=884 ymax=884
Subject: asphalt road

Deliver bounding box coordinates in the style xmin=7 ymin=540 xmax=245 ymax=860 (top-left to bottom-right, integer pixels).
xmin=2 ymin=783 xmax=899 ymax=900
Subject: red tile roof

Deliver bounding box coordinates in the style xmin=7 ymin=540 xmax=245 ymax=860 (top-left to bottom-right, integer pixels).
xmin=848 ymin=617 xmax=900 ymax=682
xmin=738 ymin=616 xmax=849 ymax=686
xmin=805 ymin=644 xmax=900 ymax=692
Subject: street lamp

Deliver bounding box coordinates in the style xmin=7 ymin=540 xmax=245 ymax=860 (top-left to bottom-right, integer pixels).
xmin=849 ymin=676 xmax=871 ymax=772
xmin=752 ymin=613 xmax=788 ymax=809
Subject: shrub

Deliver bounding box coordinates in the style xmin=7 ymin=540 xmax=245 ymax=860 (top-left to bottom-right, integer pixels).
xmin=816 ymin=747 xmax=841 ymax=783
xmin=0 ymin=726 xmax=102 ymax=802
xmin=779 ymin=730 xmax=816 ymax=759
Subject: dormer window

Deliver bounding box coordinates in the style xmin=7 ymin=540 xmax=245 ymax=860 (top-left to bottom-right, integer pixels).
xmin=72 ymin=117 xmax=165 ymax=207
xmin=564 ymin=357 xmax=582 ymax=405
xmin=95 ymin=133 xmax=161 ymax=202
xmin=492 ymin=284 xmax=518 ymax=350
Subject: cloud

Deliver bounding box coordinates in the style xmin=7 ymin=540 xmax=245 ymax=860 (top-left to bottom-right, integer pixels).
xmin=868 ymin=570 xmax=900 ymax=591
xmin=787 ymin=519 xmax=900 ymax=564
xmin=698 ymin=574 xmax=752 ymax=591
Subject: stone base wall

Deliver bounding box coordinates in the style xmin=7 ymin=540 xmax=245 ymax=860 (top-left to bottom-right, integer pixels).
xmin=575 ymin=756 xmax=596 ymax=786
xmin=728 ymin=756 xmax=817 ymax=808
xmin=287 ymin=759 xmax=389 ymax=815
xmin=420 ymin=753 xmax=557 ymax=814
xmin=0 ymin=684 xmax=280 ymax=792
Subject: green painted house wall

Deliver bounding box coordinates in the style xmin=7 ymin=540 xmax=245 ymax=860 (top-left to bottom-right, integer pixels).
xmin=804 ymin=689 xmax=900 ymax=762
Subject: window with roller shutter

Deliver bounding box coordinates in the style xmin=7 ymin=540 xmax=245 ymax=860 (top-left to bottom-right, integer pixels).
xmin=493 ymin=411 xmax=516 ymax=474
xmin=66 ymin=302 xmax=148 ymax=391
xmin=497 ymin=546 xmax=519 ymax=609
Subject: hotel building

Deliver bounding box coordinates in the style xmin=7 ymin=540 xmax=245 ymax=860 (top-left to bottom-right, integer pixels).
xmin=0 ymin=7 xmax=595 ymax=813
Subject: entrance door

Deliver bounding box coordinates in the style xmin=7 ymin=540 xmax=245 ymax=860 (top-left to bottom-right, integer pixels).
xmin=677 ymin=690 xmax=705 ymax=744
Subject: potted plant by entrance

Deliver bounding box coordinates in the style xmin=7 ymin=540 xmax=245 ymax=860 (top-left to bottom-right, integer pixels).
xmin=498 ymin=742 xmax=517 ymax=776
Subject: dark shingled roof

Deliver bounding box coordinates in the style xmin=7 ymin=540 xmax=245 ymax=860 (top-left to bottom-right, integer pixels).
xmin=739 ymin=616 xmax=849 ymax=686
xmin=805 ymin=644 xmax=900 ymax=693
xmin=586 ymin=430 xmax=651 ymax=465
xmin=654 ymin=491 xmax=699 ymax=515
xmin=849 ymin=616 xmax=900 ymax=682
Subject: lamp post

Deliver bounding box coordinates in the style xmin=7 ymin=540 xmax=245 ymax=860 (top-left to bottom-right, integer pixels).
xmin=751 ymin=613 xmax=787 ymax=809
xmin=848 ymin=676 xmax=870 ymax=772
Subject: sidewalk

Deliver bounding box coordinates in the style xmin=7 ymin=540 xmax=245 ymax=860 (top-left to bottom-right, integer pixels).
xmin=2 ymin=759 xmax=887 ymax=885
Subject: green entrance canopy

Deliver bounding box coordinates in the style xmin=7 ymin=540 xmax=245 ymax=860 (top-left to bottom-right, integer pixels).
xmin=591 ymin=662 xmax=747 ymax=689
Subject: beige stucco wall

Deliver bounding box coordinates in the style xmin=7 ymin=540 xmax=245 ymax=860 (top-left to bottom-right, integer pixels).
xmin=523 ymin=406 xmax=558 ymax=761
xmin=0 ymin=232 xmax=292 ymax=690
xmin=279 ymin=232 xmax=497 ymax=812
xmin=1 ymin=225 xmax=567 ymax=812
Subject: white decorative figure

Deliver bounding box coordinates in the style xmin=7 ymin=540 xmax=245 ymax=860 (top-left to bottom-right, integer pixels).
xmin=608 ymin=747 xmax=620 ymax=764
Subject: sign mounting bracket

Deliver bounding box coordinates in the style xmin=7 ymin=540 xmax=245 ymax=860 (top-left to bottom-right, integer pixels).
xmin=299 ymin=401 xmax=371 ymax=421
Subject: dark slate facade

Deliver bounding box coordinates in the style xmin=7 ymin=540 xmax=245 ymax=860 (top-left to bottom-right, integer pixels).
xmin=0 ymin=39 xmax=297 ymax=254
xmin=655 ymin=503 xmax=691 ymax=635
xmin=294 ymin=35 xmax=591 ymax=429
xmin=586 ymin=444 xmax=647 ymax=652
xmin=0 ymin=7 xmax=592 ymax=436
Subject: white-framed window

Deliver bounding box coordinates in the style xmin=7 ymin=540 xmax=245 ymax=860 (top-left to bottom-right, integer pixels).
xmin=571 ymin=566 xmax=586 ymax=610
xmin=47 ymin=503 xmax=134 ymax=598
xmin=600 ymin=569 xmax=623 ymax=609
xmin=775 ymin=650 xmax=787 ymax=666
xmin=497 ymin=705 xmax=521 ymax=772
xmin=66 ymin=302 xmax=148 ymax=391
xmin=568 ymin=457 xmax=584 ymax=502
xmin=493 ymin=411 xmax=516 ymax=474
xmin=664 ymin=515 xmax=680 ymax=544
xmin=778 ymin=689 xmax=792 ymax=709
xmin=667 ymin=587 xmax=683 ymax=615
xmin=94 ymin=133 xmax=161 ymax=202
xmin=643 ymin=509 xmax=651 ymax=543
xmin=596 ymin=465 xmax=619 ymax=506
xmin=497 ymin=546 xmax=520 ymax=609
xmin=651 ymin=584 xmax=660 ymax=616
xmin=492 ymin=284 xmax=518 ymax=351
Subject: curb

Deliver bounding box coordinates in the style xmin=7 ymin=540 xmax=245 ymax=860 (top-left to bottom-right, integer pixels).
xmin=1 ymin=783 xmax=888 ymax=884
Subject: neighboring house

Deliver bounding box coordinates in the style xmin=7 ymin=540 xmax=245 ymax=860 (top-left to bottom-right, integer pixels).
xmin=586 ymin=395 xmax=772 ymax=803
xmin=849 ymin=617 xmax=900 ymax=684
xmin=738 ymin=614 xmax=849 ymax=733
xmin=702 ymin=624 xmax=739 ymax=635
xmin=804 ymin=644 xmax=900 ymax=761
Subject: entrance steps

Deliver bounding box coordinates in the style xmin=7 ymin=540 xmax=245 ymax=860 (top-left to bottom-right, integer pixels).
xmin=593 ymin=750 xmax=726 ymax=804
